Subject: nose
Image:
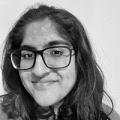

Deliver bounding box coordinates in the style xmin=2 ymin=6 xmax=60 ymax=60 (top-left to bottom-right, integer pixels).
xmin=32 ymin=55 xmax=50 ymax=77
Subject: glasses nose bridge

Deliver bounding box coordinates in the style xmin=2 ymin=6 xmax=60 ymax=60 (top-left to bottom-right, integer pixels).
xmin=34 ymin=49 xmax=45 ymax=66
xmin=35 ymin=49 xmax=44 ymax=58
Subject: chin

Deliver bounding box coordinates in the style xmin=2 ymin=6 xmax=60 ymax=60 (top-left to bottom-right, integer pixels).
xmin=34 ymin=98 xmax=56 ymax=106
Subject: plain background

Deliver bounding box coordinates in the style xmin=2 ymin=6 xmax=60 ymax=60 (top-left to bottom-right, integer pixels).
xmin=0 ymin=0 xmax=120 ymax=114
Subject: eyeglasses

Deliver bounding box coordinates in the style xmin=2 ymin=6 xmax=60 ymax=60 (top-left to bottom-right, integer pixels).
xmin=9 ymin=46 xmax=74 ymax=70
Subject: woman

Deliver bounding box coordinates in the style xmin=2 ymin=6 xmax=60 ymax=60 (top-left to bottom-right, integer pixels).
xmin=0 ymin=4 xmax=120 ymax=120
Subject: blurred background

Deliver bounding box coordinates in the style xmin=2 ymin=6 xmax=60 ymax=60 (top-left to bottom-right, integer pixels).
xmin=0 ymin=0 xmax=120 ymax=114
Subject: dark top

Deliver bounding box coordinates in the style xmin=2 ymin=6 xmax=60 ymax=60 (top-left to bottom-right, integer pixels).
xmin=0 ymin=104 xmax=120 ymax=120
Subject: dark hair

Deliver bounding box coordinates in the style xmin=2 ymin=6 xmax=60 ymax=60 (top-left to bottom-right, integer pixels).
xmin=0 ymin=4 xmax=113 ymax=120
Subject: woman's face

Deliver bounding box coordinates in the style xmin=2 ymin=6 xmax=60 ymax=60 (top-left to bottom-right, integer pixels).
xmin=19 ymin=18 xmax=76 ymax=109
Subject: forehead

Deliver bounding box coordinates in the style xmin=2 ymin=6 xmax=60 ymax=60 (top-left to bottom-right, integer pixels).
xmin=21 ymin=18 xmax=70 ymax=49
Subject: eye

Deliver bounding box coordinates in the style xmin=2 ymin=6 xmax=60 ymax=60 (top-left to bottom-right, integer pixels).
xmin=21 ymin=51 xmax=35 ymax=60
xmin=44 ymin=47 xmax=70 ymax=57
xmin=50 ymin=50 xmax=63 ymax=57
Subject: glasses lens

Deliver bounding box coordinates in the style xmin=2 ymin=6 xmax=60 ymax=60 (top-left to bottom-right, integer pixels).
xmin=11 ymin=50 xmax=35 ymax=69
xmin=11 ymin=47 xmax=72 ymax=69
xmin=43 ymin=47 xmax=71 ymax=68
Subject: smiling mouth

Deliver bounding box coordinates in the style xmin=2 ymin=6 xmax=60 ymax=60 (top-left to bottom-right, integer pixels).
xmin=32 ymin=80 xmax=58 ymax=84
xmin=32 ymin=80 xmax=58 ymax=90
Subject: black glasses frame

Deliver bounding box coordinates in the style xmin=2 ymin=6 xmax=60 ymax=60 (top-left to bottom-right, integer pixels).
xmin=9 ymin=46 xmax=74 ymax=70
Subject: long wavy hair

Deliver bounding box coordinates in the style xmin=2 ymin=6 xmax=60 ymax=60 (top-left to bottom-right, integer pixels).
xmin=0 ymin=4 xmax=113 ymax=120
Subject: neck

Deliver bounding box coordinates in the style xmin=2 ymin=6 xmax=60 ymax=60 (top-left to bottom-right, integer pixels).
xmin=38 ymin=102 xmax=63 ymax=120
xmin=52 ymin=101 xmax=63 ymax=120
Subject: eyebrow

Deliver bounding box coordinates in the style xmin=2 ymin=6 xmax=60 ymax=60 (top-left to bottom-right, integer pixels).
xmin=20 ymin=45 xmax=36 ymax=50
xmin=20 ymin=40 xmax=71 ymax=50
xmin=46 ymin=40 xmax=71 ymax=47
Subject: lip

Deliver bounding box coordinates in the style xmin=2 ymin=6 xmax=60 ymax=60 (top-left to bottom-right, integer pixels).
xmin=32 ymin=79 xmax=57 ymax=83
xmin=32 ymin=80 xmax=58 ymax=90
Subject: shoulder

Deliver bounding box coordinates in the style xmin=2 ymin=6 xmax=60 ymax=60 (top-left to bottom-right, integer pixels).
xmin=0 ymin=105 xmax=8 ymax=120
xmin=102 ymin=103 xmax=120 ymax=120
xmin=0 ymin=104 xmax=23 ymax=120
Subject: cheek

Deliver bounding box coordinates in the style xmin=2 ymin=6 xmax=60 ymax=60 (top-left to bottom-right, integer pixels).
xmin=59 ymin=57 xmax=77 ymax=92
xmin=19 ymin=71 xmax=28 ymax=83
xmin=66 ymin=57 xmax=76 ymax=82
xmin=65 ymin=68 xmax=76 ymax=89
xmin=19 ymin=71 xmax=31 ymax=92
